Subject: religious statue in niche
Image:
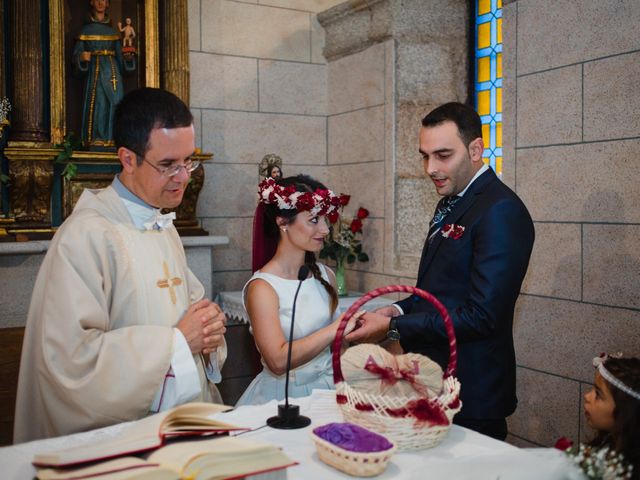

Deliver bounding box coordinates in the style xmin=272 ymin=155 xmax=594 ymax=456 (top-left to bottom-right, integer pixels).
xmin=259 ymin=153 xmax=283 ymax=180
xmin=72 ymin=0 xmax=136 ymax=149
xmin=118 ymin=18 xmax=136 ymax=51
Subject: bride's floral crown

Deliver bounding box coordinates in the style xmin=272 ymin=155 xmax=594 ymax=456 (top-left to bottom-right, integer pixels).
xmin=258 ymin=178 xmax=346 ymax=221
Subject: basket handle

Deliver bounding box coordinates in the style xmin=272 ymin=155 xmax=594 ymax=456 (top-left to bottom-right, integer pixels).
xmin=332 ymin=286 xmax=457 ymax=384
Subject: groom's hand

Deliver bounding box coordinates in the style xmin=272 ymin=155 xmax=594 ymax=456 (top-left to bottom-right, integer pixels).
xmin=373 ymin=305 xmax=401 ymax=317
xmin=344 ymin=311 xmax=390 ymax=344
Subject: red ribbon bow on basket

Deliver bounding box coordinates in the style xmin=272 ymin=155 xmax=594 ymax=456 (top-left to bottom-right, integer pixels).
xmin=364 ymin=355 xmax=429 ymax=397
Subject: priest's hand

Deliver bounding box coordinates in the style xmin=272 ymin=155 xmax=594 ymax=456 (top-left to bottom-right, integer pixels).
xmin=344 ymin=311 xmax=390 ymax=344
xmin=177 ymin=299 xmax=227 ymax=354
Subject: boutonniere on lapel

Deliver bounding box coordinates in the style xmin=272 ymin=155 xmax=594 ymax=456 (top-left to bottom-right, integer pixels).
xmin=441 ymin=223 xmax=465 ymax=240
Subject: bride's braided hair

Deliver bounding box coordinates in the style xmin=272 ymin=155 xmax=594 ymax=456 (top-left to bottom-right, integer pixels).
xmin=263 ymin=175 xmax=338 ymax=315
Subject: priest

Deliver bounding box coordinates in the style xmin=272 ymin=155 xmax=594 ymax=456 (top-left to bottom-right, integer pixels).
xmin=14 ymin=88 xmax=227 ymax=443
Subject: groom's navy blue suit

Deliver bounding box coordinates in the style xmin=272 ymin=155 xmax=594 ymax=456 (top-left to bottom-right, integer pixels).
xmin=396 ymin=167 xmax=534 ymax=423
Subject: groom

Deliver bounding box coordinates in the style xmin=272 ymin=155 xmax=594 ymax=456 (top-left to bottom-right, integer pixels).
xmin=346 ymin=102 xmax=535 ymax=440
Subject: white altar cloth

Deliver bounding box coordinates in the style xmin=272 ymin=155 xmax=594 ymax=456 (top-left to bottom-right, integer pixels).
xmin=1 ymin=390 xmax=579 ymax=479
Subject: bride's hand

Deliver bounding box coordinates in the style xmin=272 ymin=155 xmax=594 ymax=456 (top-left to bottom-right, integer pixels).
xmin=333 ymin=310 xmax=366 ymax=337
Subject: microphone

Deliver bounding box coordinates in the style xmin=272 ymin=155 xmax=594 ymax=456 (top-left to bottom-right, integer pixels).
xmin=267 ymin=265 xmax=312 ymax=429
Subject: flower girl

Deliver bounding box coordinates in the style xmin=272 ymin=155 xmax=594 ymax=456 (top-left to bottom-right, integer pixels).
xmin=556 ymin=354 xmax=639 ymax=479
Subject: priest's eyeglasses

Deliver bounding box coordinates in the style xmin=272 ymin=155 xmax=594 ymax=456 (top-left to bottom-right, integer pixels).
xmin=140 ymin=157 xmax=201 ymax=178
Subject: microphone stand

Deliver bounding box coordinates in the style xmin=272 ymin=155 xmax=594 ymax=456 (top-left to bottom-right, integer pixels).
xmin=267 ymin=265 xmax=312 ymax=429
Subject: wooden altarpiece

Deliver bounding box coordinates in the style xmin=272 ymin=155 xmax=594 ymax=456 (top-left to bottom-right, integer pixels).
xmin=0 ymin=0 xmax=209 ymax=240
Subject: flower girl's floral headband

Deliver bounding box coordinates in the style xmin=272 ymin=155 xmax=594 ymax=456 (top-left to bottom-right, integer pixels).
xmin=257 ymin=178 xmax=347 ymax=222
xmin=593 ymin=353 xmax=640 ymax=401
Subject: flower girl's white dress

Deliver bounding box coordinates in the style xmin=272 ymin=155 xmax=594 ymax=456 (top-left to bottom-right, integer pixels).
xmin=236 ymin=264 xmax=335 ymax=406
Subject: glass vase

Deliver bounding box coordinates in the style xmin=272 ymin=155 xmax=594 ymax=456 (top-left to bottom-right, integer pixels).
xmin=335 ymin=259 xmax=348 ymax=296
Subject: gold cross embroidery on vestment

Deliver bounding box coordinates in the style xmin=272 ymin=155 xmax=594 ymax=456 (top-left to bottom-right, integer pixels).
xmin=156 ymin=261 xmax=183 ymax=305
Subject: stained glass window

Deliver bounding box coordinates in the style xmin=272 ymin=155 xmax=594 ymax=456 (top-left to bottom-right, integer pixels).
xmin=475 ymin=0 xmax=502 ymax=176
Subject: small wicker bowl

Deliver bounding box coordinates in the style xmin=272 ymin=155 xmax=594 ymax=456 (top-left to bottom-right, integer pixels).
xmin=311 ymin=424 xmax=397 ymax=477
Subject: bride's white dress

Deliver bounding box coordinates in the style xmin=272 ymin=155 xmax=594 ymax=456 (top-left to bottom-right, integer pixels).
xmin=236 ymin=264 xmax=335 ymax=406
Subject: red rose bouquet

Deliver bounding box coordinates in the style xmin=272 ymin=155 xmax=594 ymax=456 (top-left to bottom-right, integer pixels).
xmin=319 ymin=196 xmax=370 ymax=295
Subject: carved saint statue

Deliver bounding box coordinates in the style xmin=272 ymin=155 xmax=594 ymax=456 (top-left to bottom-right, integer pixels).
xmin=118 ymin=18 xmax=136 ymax=50
xmin=72 ymin=0 xmax=136 ymax=148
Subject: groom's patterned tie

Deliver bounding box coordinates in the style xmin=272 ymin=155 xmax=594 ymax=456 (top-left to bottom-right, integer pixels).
xmin=427 ymin=196 xmax=461 ymax=243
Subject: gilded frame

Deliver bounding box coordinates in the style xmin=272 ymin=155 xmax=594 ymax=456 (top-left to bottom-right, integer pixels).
xmin=48 ymin=0 xmax=160 ymax=145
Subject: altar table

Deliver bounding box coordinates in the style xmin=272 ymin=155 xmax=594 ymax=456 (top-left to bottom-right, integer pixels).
xmin=0 ymin=390 xmax=577 ymax=479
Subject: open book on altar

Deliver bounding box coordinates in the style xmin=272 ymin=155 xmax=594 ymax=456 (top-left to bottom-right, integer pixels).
xmin=33 ymin=402 xmax=246 ymax=468
xmin=36 ymin=437 xmax=296 ymax=480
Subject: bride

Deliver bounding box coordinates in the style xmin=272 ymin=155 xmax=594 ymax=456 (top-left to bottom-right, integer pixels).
xmin=236 ymin=175 xmax=357 ymax=405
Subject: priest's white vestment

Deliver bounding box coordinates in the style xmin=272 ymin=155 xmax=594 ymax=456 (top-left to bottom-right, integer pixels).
xmin=14 ymin=186 xmax=226 ymax=443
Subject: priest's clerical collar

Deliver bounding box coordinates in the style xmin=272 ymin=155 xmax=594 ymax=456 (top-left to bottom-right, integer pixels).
xmin=456 ymin=163 xmax=489 ymax=198
xmin=112 ymin=175 xmax=163 ymax=230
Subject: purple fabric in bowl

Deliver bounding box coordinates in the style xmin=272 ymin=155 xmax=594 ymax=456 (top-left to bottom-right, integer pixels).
xmin=313 ymin=423 xmax=394 ymax=452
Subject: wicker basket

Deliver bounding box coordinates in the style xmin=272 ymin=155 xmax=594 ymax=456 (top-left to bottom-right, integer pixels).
xmin=332 ymin=285 xmax=462 ymax=451
xmin=310 ymin=428 xmax=396 ymax=477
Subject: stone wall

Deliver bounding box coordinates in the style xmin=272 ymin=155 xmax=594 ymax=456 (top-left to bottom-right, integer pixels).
xmin=319 ymin=0 xmax=470 ymax=300
xmin=188 ymin=0 xmax=344 ymax=293
xmin=503 ymin=0 xmax=640 ymax=447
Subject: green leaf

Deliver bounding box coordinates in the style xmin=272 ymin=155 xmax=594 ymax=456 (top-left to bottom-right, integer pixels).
xmin=0 ymin=173 xmax=9 ymax=185
xmin=347 ymin=254 xmax=356 ymax=263
xmin=354 ymin=244 xmax=362 ymax=254
xmin=61 ymin=162 xmax=78 ymax=181
xmin=358 ymin=253 xmax=369 ymax=262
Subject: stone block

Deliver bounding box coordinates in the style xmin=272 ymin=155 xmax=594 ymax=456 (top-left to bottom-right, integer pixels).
xmin=318 ymin=0 xmax=391 ymax=61
xmin=201 ymin=217 xmax=254 ymax=271
xmin=395 ymin=103 xmax=432 ymax=178
xmin=211 ymin=270 xmax=253 ymax=297
xmin=502 ymin=3 xmax=516 ymax=190
xmin=258 ymin=60 xmax=326 ymax=115
xmin=521 ymin=222 xmax=581 ymax=300
xmin=395 ymin=177 xmax=437 ymax=255
xmin=185 ymin=246 xmax=213 ymax=298
xmin=517 ymin=0 xmax=640 ymax=75
xmin=326 ymin=161 xmax=385 ymax=218
xmin=192 ymin=108 xmax=202 ymax=150
xmin=328 ymin=105 xmax=384 ymax=165
xmin=344 ymin=270 xmax=412 ymax=302
xmin=516 ymin=65 xmax=581 ymax=147
xmin=514 ymin=296 xmax=640 ymax=383
xmin=579 ymin=382 xmax=597 ymax=443
xmin=328 ymin=42 xmax=385 ymax=115
xmin=201 ymin=110 xmax=326 ymax=164
xmin=390 ymin=0 xmax=467 ymax=45
xmin=507 ymin=367 xmax=580 ymax=447
xmin=583 ymin=224 xmax=640 ymax=309
xmin=188 ymin=0 xmax=201 ymax=50
xmin=516 ymin=140 xmax=640 ymax=223
xmin=197 ymin=163 xmax=257 ymax=217
xmin=201 ymin=0 xmax=311 ymax=62
xmin=356 ymin=217 xmax=384 ymax=274
xmin=0 ymin=254 xmax=44 ymax=327
xmin=584 ymin=51 xmax=640 ymax=141
xmin=396 ymin=42 xmax=466 ymax=105
xmin=258 ymin=0 xmax=344 ymax=13
xmin=311 ymin=15 xmax=326 ymax=64
xmin=190 ymin=52 xmax=258 ymax=110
